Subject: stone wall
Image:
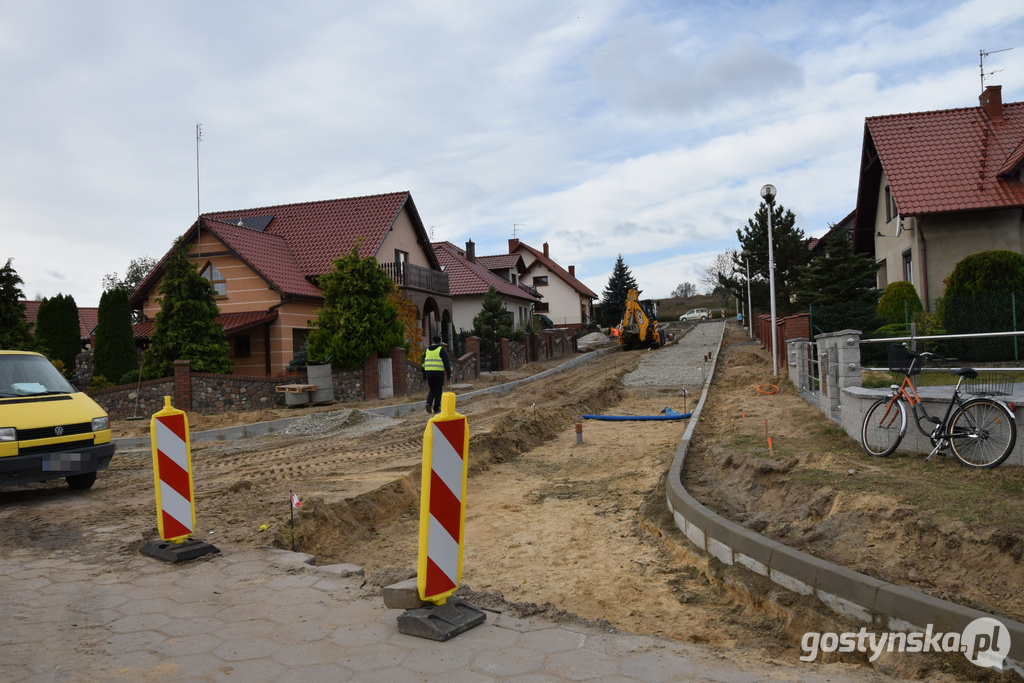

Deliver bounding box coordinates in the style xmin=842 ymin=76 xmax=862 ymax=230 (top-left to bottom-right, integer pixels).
xmin=88 ymin=378 xmax=175 ymax=420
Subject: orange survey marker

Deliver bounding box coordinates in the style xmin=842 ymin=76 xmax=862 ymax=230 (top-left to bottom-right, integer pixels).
xmin=149 ymin=396 xmax=196 ymax=543
xmin=417 ymin=391 xmax=469 ymax=605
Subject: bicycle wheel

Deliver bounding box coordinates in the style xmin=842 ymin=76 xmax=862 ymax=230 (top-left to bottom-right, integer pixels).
xmin=861 ymin=398 xmax=907 ymax=457
xmin=949 ymin=399 xmax=1017 ymax=469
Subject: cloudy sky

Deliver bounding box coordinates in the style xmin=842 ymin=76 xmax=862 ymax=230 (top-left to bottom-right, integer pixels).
xmin=3 ymin=1 xmax=1023 ymax=307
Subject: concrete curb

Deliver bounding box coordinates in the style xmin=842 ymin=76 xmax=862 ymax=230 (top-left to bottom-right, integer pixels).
xmin=113 ymin=346 xmax=618 ymax=451
xmin=665 ymin=324 xmax=1024 ymax=674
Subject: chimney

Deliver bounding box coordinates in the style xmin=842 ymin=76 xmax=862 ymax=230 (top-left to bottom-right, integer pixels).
xmin=543 ymin=242 xmax=549 ymax=258
xmin=568 ymin=265 xmax=575 ymax=278
xmin=508 ymin=238 xmax=519 ymax=254
xmin=981 ymin=85 xmax=1004 ymax=123
xmin=465 ymin=239 xmax=476 ymax=263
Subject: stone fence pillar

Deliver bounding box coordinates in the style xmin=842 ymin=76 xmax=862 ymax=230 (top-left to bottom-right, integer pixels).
xmin=390 ymin=347 xmax=407 ymax=397
xmin=814 ymin=330 xmax=862 ymax=418
xmin=465 ymin=337 xmax=481 ymax=377
xmin=363 ymin=355 xmax=378 ymax=400
xmin=173 ymin=359 xmax=191 ymax=412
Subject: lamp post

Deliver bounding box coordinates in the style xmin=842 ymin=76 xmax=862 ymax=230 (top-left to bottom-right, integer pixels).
xmin=761 ymin=184 xmax=778 ymax=376
xmin=742 ymin=249 xmax=753 ymax=340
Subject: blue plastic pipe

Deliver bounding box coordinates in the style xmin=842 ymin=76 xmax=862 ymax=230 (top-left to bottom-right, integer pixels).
xmin=583 ymin=407 xmax=691 ymax=421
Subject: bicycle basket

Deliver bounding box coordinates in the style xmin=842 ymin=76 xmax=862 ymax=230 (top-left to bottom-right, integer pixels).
xmin=965 ymin=372 xmax=1015 ymax=397
xmin=887 ymin=345 xmax=921 ymax=375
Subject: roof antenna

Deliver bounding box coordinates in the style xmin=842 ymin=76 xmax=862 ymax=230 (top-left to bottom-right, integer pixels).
xmin=980 ymin=48 xmax=1013 ymax=93
xmin=513 ymin=222 xmax=526 ymax=239
xmin=196 ymin=122 xmax=203 ymax=258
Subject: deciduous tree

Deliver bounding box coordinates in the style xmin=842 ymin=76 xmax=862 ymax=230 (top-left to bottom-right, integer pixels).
xmin=306 ymin=245 xmax=405 ymax=369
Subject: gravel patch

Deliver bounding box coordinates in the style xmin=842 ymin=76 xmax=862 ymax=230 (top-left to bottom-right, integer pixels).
xmin=279 ymin=408 xmax=401 ymax=437
xmin=622 ymin=322 xmax=725 ymax=387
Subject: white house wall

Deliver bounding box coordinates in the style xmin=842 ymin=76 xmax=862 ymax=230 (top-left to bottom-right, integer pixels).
xmin=451 ymin=295 xmax=533 ymax=334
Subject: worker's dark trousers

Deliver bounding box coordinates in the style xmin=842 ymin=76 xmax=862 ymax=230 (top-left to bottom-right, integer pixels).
xmin=425 ymin=372 xmax=445 ymax=413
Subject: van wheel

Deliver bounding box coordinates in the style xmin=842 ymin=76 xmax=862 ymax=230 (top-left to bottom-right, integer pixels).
xmin=66 ymin=472 xmax=97 ymax=490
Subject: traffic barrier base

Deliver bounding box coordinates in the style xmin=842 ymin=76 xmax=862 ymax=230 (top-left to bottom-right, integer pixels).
xmin=396 ymin=597 xmax=486 ymax=642
xmin=140 ymin=538 xmax=221 ymax=564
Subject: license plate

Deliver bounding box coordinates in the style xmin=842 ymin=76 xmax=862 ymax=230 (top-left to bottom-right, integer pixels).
xmin=42 ymin=453 xmax=84 ymax=472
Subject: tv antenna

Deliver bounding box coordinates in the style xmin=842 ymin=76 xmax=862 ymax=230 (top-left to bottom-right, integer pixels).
xmin=980 ymin=48 xmax=1013 ymax=93
xmin=513 ymin=222 xmax=526 ymax=239
xmin=196 ymin=122 xmax=203 ymax=257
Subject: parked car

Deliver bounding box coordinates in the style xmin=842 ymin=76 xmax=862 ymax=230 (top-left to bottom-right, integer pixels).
xmin=680 ymin=308 xmax=710 ymax=321
xmin=534 ymin=313 xmax=555 ymax=329
xmin=0 ymin=351 xmax=115 ymax=489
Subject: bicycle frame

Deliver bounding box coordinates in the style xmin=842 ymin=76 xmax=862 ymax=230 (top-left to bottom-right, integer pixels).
xmin=887 ymin=374 xmax=968 ymax=447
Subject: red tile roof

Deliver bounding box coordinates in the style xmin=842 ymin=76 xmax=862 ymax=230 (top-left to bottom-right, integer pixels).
xmin=865 ymin=99 xmax=1024 ymax=216
xmin=132 ymin=191 xmax=435 ymax=304
xmin=508 ymin=241 xmax=598 ymax=299
xmin=432 ymin=242 xmax=539 ymax=301
xmin=475 ymin=253 xmax=523 ymax=272
xmin=132 ymin=310 xmax=278 ymax=340
xmin=20 ymin=301 xmax=98 ymax=341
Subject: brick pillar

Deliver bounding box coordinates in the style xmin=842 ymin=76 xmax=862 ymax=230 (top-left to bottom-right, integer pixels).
xmin=500 ymin=338 xmax=511 ymax=370
xmin=363 ymin=355 xmax=378 ymax=400
xmin=390 ymin=347 xmax=407 ymax=397
xmin=466 ymin=336 xmax=481 ymax=377
xmin=173 ymin=359 xmax=191 ymax=412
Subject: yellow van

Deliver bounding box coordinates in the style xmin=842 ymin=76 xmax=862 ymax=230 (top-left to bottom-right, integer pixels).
xmin=0 ymin=351 xmax=115 ymax=489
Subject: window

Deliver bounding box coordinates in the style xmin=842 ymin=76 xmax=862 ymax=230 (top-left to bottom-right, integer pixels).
xmin=884 ymin=186 xmax=898 ymax=223
xmin=201 ymin=262 xmax=227 ymax=296
xmin=234 ymin=335 xmax=251 ymax=358
xmin=535 ymin=301 xmax=549 ymax=313
xmin=533 ymin=276 xmax=548 ymax=286
xmin=902 ymin=250 xmax=913 ymax=285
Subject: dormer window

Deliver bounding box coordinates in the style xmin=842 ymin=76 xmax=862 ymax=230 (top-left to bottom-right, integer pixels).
xmin=201 ymin=262 xmax=227 ymax=296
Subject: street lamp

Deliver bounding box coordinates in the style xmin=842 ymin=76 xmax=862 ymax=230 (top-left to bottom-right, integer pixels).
xmin=741 ymin=249 xmax=753 ymax=340
xmin=760 ymin=184 xmax=778 ymax=376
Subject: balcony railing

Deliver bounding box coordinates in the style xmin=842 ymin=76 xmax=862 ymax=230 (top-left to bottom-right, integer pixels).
xmin=379 ymin=262 xmax=449 ymax=296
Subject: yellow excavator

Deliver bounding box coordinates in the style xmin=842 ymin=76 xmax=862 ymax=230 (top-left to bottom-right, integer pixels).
xmin=617 ymin=289 xmax=661 ymax=349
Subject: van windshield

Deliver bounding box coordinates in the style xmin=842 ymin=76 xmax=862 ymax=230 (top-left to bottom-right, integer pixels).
xmin=0 ymin=354 xmax=76 ymax=397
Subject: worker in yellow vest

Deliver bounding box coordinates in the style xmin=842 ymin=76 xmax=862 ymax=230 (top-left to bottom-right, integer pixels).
xmin=422 ymin=334 xmax=452 ymax=414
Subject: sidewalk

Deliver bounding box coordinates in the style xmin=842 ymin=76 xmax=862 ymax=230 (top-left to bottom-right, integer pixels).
xmin=0 ymin=543 xmax=910 ymax=682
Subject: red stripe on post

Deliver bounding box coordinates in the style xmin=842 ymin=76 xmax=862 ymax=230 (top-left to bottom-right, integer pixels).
xmin=424 ymin=555 xmax=456 ymax=598
xmin=157 ymin=414 xmax=188 ymax=444
xmin=435 ymin=419 xmax=466 ymax=458
xmin=429 ymin=470 xmax=462 ymax=541
xmin=157 ymin=450 xmax=192 ymax=501
xmin=161 ymin=511 xmax=191 ymax=540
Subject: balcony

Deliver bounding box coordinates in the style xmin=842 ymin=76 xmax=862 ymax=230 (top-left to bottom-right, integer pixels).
xmin=379 ymin=262 xmax=449 ymax=296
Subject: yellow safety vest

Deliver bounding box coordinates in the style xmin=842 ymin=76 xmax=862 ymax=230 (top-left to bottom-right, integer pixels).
xmin=423 ymin=346 xmax=445 ymax=372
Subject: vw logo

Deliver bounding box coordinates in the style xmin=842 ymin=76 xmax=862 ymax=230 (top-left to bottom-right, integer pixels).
xmin=54 ymin=426 xmax=63 ymax=436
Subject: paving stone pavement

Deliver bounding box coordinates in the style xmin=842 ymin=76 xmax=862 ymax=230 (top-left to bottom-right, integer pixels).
xmin=0 ymin=543 xmax=914 ymax=682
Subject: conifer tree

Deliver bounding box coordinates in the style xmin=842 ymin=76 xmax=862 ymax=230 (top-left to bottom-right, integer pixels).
xmin=306 ymin=245 xmax=405 ymax=369
xmin=0 ymin=258 xmax=32 ymax=350
xmin=793 ymin=229 xmax=880 ymax=332
xmin=733 ymin=202 xmax=811 ymax=315
xmin=142 ymin=239 xmax=232 ymax=379
xmin=601 ymin=254 xmax=638 ymax=326
xmin=35 ymin=294 xmax=81 ymax=376
xmin=94 ymin=287 xmax=138 ymax=384
xmin=472 ymin=286 xmax=515 ymax=352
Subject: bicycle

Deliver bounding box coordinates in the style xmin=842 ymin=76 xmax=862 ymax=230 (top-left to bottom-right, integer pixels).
xmin=860 ymin=345 xmax=1018 ymax=468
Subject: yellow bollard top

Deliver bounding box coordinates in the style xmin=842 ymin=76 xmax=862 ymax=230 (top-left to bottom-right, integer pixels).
xmin=439 ymin=391 xmax=456 ymax=417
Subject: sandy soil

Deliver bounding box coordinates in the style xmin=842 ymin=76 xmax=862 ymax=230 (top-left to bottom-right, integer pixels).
xmin=2 ymin=324 xmax=1020 ymax=681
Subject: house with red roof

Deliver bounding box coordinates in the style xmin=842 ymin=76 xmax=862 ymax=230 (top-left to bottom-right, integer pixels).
xmin=432 ymin=240 xmax=540 ymax=334
xmin=130 ymin=191 xmax=452 ymax=377
xmin=21 ymin=300 xmax=99 ymax=347
xmin=507 ymin=239 xmax=597 ymax=329
xmin=853 ymin=85 xmax=1024 ymax=311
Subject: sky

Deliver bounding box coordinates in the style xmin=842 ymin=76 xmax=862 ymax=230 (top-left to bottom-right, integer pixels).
xmin=3 ymin=0 xmax=1024 ymax=307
